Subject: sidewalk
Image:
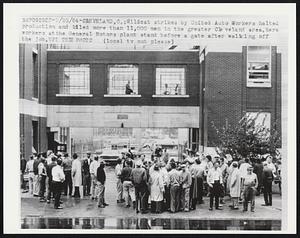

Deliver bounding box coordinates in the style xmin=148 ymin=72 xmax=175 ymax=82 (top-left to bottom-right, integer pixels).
xmin=21 ymin=193 xmax=281 ymax=220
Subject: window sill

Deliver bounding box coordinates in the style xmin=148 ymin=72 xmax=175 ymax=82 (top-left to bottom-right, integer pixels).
xmin=56 ymin=94 xmax=93 ymax=97
xmin=247 ymin=82 xmax=271 ymax=88
xmin=152 ymin=95 xmax=190 ymax=98
xmin=104 ymin=94 xmax=141 ymax=97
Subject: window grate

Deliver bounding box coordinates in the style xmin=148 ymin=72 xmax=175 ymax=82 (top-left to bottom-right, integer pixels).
xmin=59 ymin=64 xmax=90 ymax=95
xmin=156 ymin=68 xmax=186 ymax=95
xmin=108 ymin=65 xmax=138 ymax=95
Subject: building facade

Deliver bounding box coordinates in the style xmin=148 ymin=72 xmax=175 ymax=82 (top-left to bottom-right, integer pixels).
xmin=19 ymin=45 xmax=282 ymax=159
xmin=202 ymin=46 xmax=281 ymax=147
xmin=19 ymin=44 xmax=48 ymax=160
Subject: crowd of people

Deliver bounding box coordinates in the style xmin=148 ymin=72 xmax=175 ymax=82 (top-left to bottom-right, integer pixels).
xmin=20 ymin=149 xmax=282 ymax=213
xmin=114 ymin=150 xmax=281 ymax=213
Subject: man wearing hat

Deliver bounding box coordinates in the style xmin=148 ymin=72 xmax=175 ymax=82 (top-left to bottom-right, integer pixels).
xmin=242 ymin=166 xmax=258 ymax=212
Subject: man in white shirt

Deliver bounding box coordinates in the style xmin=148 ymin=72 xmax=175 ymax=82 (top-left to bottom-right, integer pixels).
xmin=46 ymin=150 xmax=54 ymax=165
xmin=90 ymin=156 xmax=100 ymax=200
xmin=52 ymin=159 xmax=65 ymax=209
xmin=266 ymin=155 xmax=276 ymax=176
xmin=239 ymin=158 xmax=251 ymax=179
xmin=25 ymin=155 xmax=35 ymax=195
xmin=207 ymin=161 xmax=223 ymax=210
xmin=115 ymin=158 xmax=124 ymax=203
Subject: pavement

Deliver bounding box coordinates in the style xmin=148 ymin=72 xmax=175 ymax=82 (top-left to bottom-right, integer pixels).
xmin=21 ymin=166 xmax=282 ymax=221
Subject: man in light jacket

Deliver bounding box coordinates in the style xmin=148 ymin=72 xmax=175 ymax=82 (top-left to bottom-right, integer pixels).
xmin=90 ymin=156 xmax=99 ymax=200
xmin=229 ymin=161 xmax=240 ymax=209
xmin=72 ymin=153 xmax=82 ymax=198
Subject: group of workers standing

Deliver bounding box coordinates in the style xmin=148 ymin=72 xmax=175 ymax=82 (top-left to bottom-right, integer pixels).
xmin=21 ymin=151 xmax=109 ymax=209
xmin=20 ymin=149 xmax=281 ymax=213
xmin=114 ymin=150 xmax=281 ymax=213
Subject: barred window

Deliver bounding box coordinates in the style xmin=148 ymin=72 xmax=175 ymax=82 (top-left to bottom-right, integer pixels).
xmin=59 ymin=64 xmax=90 ymax=95
xmin=108 ymin=65 xmax=138 ymax=95
xmin=155 ymin=68 xmax=186 ymax=95
xmin=247 ymin=46 xmax=271 ymax=87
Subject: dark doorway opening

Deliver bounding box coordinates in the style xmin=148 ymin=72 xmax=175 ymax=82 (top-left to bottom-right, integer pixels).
xmin=32 ymin=120 xmax=38 ymax=152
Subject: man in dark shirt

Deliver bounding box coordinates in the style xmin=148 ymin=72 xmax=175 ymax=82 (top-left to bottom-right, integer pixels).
xmin=121 ymin=160 xmax=135 ymax=208
xmin=20 ymin=156 xmax=27 ymax=191
xmin=96 ymin=162 xmax=106 ymax=208
xmin=82 ymin=152 xmax=92 ymax=196
xmin=125 ymin=81 xmax=134 ymax=94
xmin=62 ymin=153 xmax=73 ymax=196
xmin=261 ymin=162 xmax=274 ymax=206
xmin=131 ymin=160 xmax=147 ymax=213
xmin=253 ymin=157 xmax=264 ymax=195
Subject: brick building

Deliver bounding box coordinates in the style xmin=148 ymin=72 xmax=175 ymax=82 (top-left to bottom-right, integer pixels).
xmin=202 ymin=46 xmax=281 ymax=147
xmin=19 ymin=45 xmax=281 ymax=159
